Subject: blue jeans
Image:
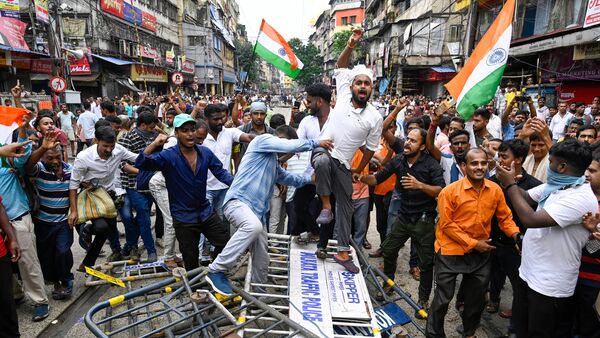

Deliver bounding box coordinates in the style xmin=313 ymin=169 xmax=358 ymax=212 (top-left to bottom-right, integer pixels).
xmin=33 ymin=219 xmax=74 ymax=283
xmin=387 ymin=191 xmax=419 ymax=268
xmin=351 ymin=198 xmax=369 ymax=247
xmin=119 ymin=189 xmax=155 ymax=254
xmin=206 ymin=188 xmax=228 ymax=217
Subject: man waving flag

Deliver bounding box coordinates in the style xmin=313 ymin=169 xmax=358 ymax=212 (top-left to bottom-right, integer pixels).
xmin=255 ymin=19 xmax=304 ymax=79
xmin=445 ymin=0 xmax=515 ymax=120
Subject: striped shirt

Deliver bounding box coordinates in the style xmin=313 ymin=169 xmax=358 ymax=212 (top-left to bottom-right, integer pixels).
xmin=29 ymin=161 xmax=72 ymax=223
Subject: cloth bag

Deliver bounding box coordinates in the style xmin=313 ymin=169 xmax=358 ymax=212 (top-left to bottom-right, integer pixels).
xmin=76 ymin=187 xmax=117 ymax=223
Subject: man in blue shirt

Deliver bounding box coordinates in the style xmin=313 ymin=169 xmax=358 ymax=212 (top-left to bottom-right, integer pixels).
xmin=136 ymin=114 xmax=233 ymax=270
xmin=205 ymin=125 xmax=332 ymax=296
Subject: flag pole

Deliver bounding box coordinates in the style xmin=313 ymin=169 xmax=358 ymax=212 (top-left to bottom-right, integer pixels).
xmin=241 ymin=20 xmax=263 ymax=94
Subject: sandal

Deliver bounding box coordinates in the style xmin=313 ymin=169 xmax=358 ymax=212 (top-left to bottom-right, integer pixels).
xmin=294 ymin=236 xmax=308 ymax=245
xmin=333 ymin=254 xmax=359 ymax=273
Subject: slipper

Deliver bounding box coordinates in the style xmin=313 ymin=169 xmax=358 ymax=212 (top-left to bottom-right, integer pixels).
xmin=333 ymin=254 xmax=359 ymax=273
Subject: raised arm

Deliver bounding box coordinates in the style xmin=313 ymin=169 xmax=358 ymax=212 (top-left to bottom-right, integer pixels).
xmin=336 ymin=28 xmax=362 ymax=69
xmin=502 ymin=98 xmax=516 ymax=128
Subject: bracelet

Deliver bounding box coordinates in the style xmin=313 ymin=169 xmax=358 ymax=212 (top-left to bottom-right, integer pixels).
xmin=504 ymin=182 xmax=518 ymax=190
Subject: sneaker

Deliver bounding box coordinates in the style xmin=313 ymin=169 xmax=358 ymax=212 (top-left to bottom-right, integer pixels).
xmin=78 ymin=224 xmax=92 ymax=251
xmin=107 ymin=250 xmax=123 ymax=262
xmin=32 ymin=304 xmax=49 ymax=321
xmin=147 ymin=252 xmax=158 ymax=262
xmin=63 ymin=280 xmax=74 ymax=297
xmin=205 ymin=271 xmax=233 ymax=296
xmin=52 ymin=283 xmax=66 ymax=301
xmin=316 ymin=208 xmax=334 ymax=224
xmin=129 ymin=247 xmax=140 ymax=262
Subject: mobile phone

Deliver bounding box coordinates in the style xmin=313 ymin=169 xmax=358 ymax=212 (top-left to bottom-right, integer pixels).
xmin=293 ymin=101 xmax=301 ymax=108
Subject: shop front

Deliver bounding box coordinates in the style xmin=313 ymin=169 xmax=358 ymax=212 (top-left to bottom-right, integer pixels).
xmin=131 ymin=64 xmax=168 ymax=95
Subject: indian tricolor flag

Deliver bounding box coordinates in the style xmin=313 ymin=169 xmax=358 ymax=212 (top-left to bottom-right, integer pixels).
xmin=0 ymin=106 xmax=28 ymax=145
xmin=445 ymin=0 xmax=516 ymax=120
xmin=255 ymin=19 xmax=303 ymax=79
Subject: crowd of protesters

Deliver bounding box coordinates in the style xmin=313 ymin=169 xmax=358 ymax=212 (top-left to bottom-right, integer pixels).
xmin=0 ymin=29 xmax=599 ymax=338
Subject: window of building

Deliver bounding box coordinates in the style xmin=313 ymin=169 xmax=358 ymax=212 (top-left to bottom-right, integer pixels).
xmin=350 ymin=16 xmax=356 ymax=24
xmin=341 ymin=16 xmax=348 ymax=25
xmin=449 ymin=24 xmax=462 ymax=42
xmin=188 ymin=36 xmax=206 ymax=46
xmin=213 ymin=35 xmax=222 ymax=51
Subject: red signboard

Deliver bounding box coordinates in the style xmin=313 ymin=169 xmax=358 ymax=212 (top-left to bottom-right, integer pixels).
xmin=100 ymin=0 xmax=124 ymax=18
xmin=139 ymin=45 xmax=158 ymax=59
xmin=141 ymin=11 xmax=157 ymax=32
xmin=11 ymin=52 xmax=30 ymax=69
xmin=31 ymin=59 xmax=52 ymax=74
xmin=69 ymin=55 xmax=91 ymax=75
xmin=0 ymin=18 xmax=29 ymax=50
xmin=181 ymin=59 xmax=195 ymax=74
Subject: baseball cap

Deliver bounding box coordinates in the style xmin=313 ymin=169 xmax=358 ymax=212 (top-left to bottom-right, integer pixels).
xmin=173 ymin=114 xmax=196 ymax=128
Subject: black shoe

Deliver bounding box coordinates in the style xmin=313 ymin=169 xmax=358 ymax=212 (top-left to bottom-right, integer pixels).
xmin=78 ymin=223 xmax=92 ymax=251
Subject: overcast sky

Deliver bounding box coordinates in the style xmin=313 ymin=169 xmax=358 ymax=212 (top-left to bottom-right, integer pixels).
xmin=237 ymin=0 xmax=330 ymax=42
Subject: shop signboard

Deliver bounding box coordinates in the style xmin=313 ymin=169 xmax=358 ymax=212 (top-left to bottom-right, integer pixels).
xmin=0 ymin=0 xmax=19 ymax=18
xmin=131 ymin=64 xmax=167 ymax=82
xmin=31 ymin=59 xmax=53 ymax=74
xmin=0 ymin=17 xmax=29 ymax=50
xmin=585 ymin=0 xmax=600 ymax=28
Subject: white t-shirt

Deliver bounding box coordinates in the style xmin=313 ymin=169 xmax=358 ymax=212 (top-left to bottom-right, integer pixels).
xmin=297 ymin=115 xmax=327 ymax=176
xmin=77 ymin=111 xmax=99 ymax=139
xmin=537 ymin=106 xmax=550 ymax=123
xmin=320 ymin=68 xmax=383 ymax=169
xmin=520 ymin=183 xmax=597 ymax=297
xmin=203 ymin=127 xmax=243 ymax=190
xmin=58 ymin=111 xmax=75 ymax=130
xmin=549 ymin=112 xmax=573 ymax=141
xmin=487 ymin=113 xmax=502 ymax=139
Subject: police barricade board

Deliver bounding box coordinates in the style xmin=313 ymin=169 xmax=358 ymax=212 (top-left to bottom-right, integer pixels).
xmin=289 ymin=242 xmax=382 ymax=337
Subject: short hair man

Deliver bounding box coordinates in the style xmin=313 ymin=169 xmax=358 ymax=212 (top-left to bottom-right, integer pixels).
xmin=495 ymin=139 xmax=597 ymax=337
xmin=427 ymin=148 xmax=521 ymax=338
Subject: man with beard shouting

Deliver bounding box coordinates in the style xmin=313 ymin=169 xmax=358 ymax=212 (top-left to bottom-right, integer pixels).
xmin=312 ymin=28 xmax=383 ymax=273
xmin=359 ymin=128 xmax=445 ymax=317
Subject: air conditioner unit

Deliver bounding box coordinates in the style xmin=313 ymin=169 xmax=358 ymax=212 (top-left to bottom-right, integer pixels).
xmin=119 ymin=40 xmax=128 ymax=55
xmin=129 ymin=42 xmax=139 ymax=57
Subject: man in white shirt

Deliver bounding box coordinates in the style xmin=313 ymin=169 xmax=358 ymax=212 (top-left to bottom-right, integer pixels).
xmin=203 ymin=103 xmax=254 ymax=215
xmin=496 ymin=139 xmax=597 ymax=337
xmin=536 ymin=96 xmax=550 ymax=123
xmin=76 ymin=102 xmax=99 ymax=150
xmin=57 ymin=104 xmax=77 ymax=157
xmin=68 ymin=126 xmax=139 ymax=271
xmin=312 ymin=29 xmax=383 ymax=273
xmin=91 ymin=97 xmax=102 ymax=119
xmin=549 ymin=102 xmax=573 ymax=142
xmin=294 ymin=83 xmax=332 ymax=245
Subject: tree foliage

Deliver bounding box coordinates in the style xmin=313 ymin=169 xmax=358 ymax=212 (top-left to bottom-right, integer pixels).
xmin=288 ymin=38 xmax=323 ymax=89
xmin=331 ymin=29 xmax=366 ymax=64
xmin=235 ymin=38 xmax=259 ymax=86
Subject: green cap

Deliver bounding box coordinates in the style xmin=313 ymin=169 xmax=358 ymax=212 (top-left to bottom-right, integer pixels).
xmin=173 ymin=114 xmax=196 ymax=129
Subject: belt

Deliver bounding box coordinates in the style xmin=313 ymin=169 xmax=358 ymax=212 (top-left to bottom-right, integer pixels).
xmin=11 ymin=211 xmax=29 ymax=222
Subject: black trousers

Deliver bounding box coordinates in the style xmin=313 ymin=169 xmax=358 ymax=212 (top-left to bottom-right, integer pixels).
xmin=0 ymin=254 xmax=20 ymax=337
xmin=573 ymin=283 xmax=600 ymax=337
xmin=173 ymin=212 xmax=230 ymax=270
xmin=373 ymin=192 xmax=392 ymax=245
xmin=290 ymin=184 xmax=321 ymax=236
xmin=426 ymin=252 xmax=491 ymax=338
xmin=81 ymin=217 xmax=116 ymax=267
xmin=512 ymin=276 xmax=575 ymax=338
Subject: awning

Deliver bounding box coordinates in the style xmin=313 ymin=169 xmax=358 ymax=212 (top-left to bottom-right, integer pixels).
xmin=223 ymin=71 xmax=236 ymax=83
xmin=431 ymin=66 xmax=456 ymax=73
xmin=72 ymin=74 xmax=100 ymax=82
xmin=92 ymin=54 xmax=136 ymax=66
xmin=116 ymin=78 xmax=143 ymax=92
xmin=30 ymin=74 xmax=51 ymax=81
xmin=0 ymin=44 xmax=50 ymax=56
